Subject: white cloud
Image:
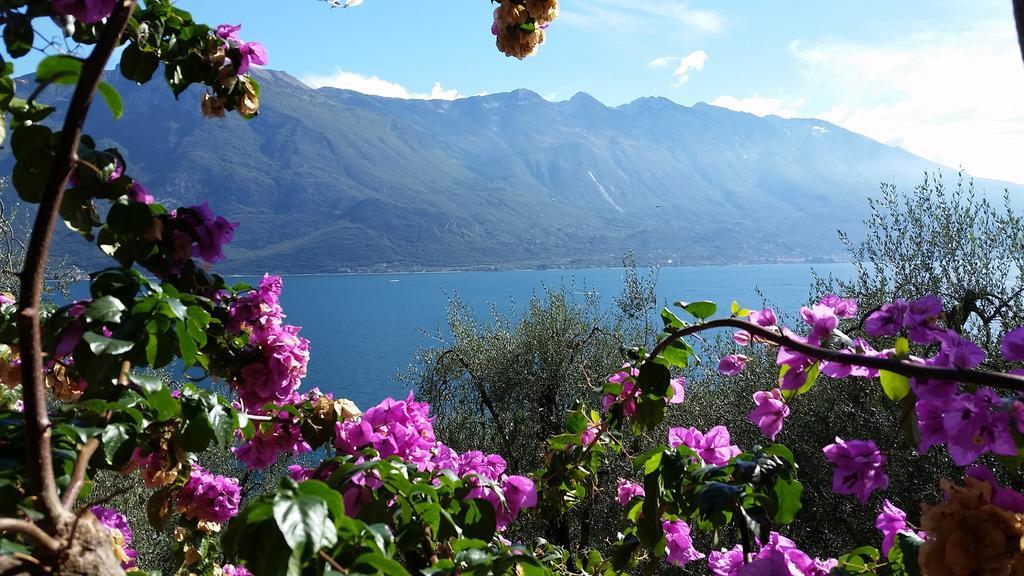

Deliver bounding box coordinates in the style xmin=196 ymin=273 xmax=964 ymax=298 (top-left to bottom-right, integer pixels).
xmin=647 ymin=56 xmax=677 ymax=69
xmin=649 ymin=50 xmax=709 ymax=86
xmin=562 ymin=0 xmax=723 ymax=33
xmin=789 ymin=22 xmax=1024 ymax=183
xmin=301 ymin=70 xmax=465 ymax=100
xmin=710 ymin=94 xmax=806 ymax=118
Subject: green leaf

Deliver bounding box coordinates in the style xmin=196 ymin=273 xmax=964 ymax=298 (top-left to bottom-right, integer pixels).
xmin=887 ymin=532 xmax=924 ymax=576
xmin=3 ymin=14 xmax=33 ymax=58
xmin=660 ymin=307 xmax=686 ymax=330
xmin=272 ymin=494 xmax=337 ymax=555
xmin=36 ymin=55 xmax=83 ymax=85
xmin=353 ymin=553 xmax=411 ymax=576
xmin=145 ymin=387 xmax=180 ymax=421
xmin=676 ymin=300 xmax=717 ymax=321
xmin=97 ymin=82 xmax=124 ymax=119
xmin=101 ymin=423 xmax=131 ymax=464
xmin=780 ymin=362 xmax=821 ymax=400
xmin=658 ymin=340 xmax=691 ymax=368
xmin=128 ymin=373 xmax=163 ymax=394
xmin=297 ymin=480 xmax=345 ymax=528
xmin=120 ymin=43 xmax=160 ymax=84
xmin=880 ymin=370 xmax=911 ymax=401
xmin=771 ymin=478 xmax=803 ymax=524
xmin=637 ymin=362 xmax=670 ymax=396
xmin=176 ymin=320 xmax=197 ymax=366
xmin=894 ymin=336 xmax=910 ymax=359
xmin=146 ymin=488 xmax=173 ymax=531
xmin=83 ymin=331 xmax=134 ymax=356
xmin=85 ymin=296 xmax=126 ymax=324
xmin=207 ymin=403 xmax=235 ymax=447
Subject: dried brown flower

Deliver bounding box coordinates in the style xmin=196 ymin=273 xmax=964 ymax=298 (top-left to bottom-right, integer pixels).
xmin=524 ymin=0 xmax=558 ymax=25
xmin=201 ymin=93 xmax=226 ymax=119
xmin=920 ymin=477 xmax=1024 ymax=575
xmin=496 ymin=27 xmax=544 ymax=60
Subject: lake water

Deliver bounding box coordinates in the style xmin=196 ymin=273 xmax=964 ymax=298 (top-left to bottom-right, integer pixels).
xmin=254 ymin=263 xmax=854 ymax=408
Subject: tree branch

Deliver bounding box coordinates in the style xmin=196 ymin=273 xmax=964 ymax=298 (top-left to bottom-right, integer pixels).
xmin=647 ymin=318 xmax=1024 ymax=392
xmin=0 ymin=519 xmax=60 ymax=553
xmin=61 ymin=437 xmax=100 ymax=509
xmin=16 ymin=0 xmax=137 ymax=524
xmin=1015 ymin=0 xmax=1024 ymax=68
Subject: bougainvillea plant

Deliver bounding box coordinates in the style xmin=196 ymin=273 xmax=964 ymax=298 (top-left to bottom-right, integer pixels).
xmin=1 ymin=1 xmax=1024 ymax=575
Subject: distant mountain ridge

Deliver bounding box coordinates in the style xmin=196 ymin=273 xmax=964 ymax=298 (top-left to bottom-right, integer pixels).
xmin=17 ymin=69 xmax=1022 ymax=273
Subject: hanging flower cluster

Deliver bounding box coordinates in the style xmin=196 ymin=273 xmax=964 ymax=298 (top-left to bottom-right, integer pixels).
xmin=176 ymin=465 xmax=242 ymax=524
xmin=202 ymin=24 xmax=268 ymax=118
xmin=227 ymin=275 xmax=310 ymax=410
xmin=491 ymin=0 xmax=559 ymax=59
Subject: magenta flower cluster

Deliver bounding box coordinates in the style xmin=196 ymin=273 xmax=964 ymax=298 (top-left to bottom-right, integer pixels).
xmin=228 ymin=275 xmax=311 ymax=410
xmin=865 ymin=294 xmax=943 ymax=344
xmin=221 ymin=565 xmax=253 ymax=576
xmin=668 ymin=425 xmax=740 ymax=466
xmin=176 ymin=465 xmax=241 ymax=524
xmin=822 ymin=437 xmax=888 ymax=504
xmin=874 ymin=499 xmax=924 ymax=555
xmin=748 ymin=388 xmax=789 ymax=441
xmin=167 ymin=203 xmax=238 ymax=267
xmin=708 ymin=532 xmax=836 ymax=575
xmin=333 ymin=394 xmax=537 ymax=530
xmin=615 ymin=478 xmax=645 ymax=506
xmin=91 ymin=506 xmax=137 ymax=569
xmin=215 ymin=24 xmax=269 ymax=75
xmin=234 ymin=414 xmax=312 ymax=469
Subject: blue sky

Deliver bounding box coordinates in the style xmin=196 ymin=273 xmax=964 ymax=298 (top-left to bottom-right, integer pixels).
xmin=171 ymin=1 xmax=1023 ymax=182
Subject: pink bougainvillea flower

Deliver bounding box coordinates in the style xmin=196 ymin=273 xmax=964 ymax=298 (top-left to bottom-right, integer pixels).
xmin=176 ymin=465 xmax=241 ymax=523
xmin=865 ymin=299 xmax=909 ymax=337
xmin=717 ymin=354 xmax=748 ymax=376
xmin=875 ymin=499 xmax=917 ymax=555
xmin=733 ymin=329 xmax=751 ymax=346
xmin=668 ymin=425 xmax=740 ymax=466
xmin=800 ymin=303 xmax=838 ymax=344
xmin=237 ymin=41 xmax=269 ymax=74
xmin=822 ymin=437 xmax=889 ymax=504
xmin=91 ymin=506 xmax=137 ymax=568
xmin=615 ymin=479 xmax=645 ymax=506
xmin=53 ymin=0 xmax=118 ymax=23
xmin=662 ymin=519 xmax=704 ymax=567
xmin=748 ymin=388 xmax=789 ymax=441
xmin=1001 ymin=327 xmax=1024 ymax=362
xmin=930 ymin=330 xmax=986 ymax=369
xmin=216 ymin=24 xmax=242 ymax=42
xmin=943 ymin=387 xmax=1016 ymax=465
xmin=966 ymin=466 xmax=1024 ymax=513
xmin=905 ymin=294 xmax=943 ymax=344
xmin=748 ymin=307 xmax=777 ymax=327
xmin=819 ymin=294 xmax=858 ymax=318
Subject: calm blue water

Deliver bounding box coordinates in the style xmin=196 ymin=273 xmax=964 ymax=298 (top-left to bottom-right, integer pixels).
xmin=263 ymin=264 xmax=852 ymax=408
xmin=67 ymin=264 xmax=853 ymax=408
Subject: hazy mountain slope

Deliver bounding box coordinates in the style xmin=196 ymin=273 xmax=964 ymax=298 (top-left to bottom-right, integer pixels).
xmin=19 ymin=69 xmax=1021 ymax=273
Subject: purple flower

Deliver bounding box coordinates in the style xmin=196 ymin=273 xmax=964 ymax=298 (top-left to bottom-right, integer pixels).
xmin=708 ymin=545 xmax=743 ymax=576
xmin=603 ymin=364 xmax=640 ymax=416
xmin=662 ymin=519 xmax=704 ymax=567
xmin=943 ymin=388 xmax=1016 ymax=465
xmin=667 ymin=376 xmax=686 ymax=404
xmin=748 ymin=388 xmax=789 ymax=441
xmin=930 ymin=330 xmax=986 ymax=369
xmin=216 ymin=24 xmax=242 ymax=42
xmin=668 ymin=425 xmax=740 ymax=466
xmin=875 ymin=499 xmax=912 ymax=555
xmin=905 ymin=295 xmax=943 ymax=343
xmin=237 ymin=41 xmax=269 ymax=75
xmin=176 ymin=465 xmax=241 ymax=523
xmin=733 ymin=330 xmax=751 ymax=346
xmin=915 ymin=396 xmax=952 ymax=452
xmin=748 ymin=308 xmax=777 ymax=327
xmin=228 ymin=274 xmax=285 ymax=339
xmin=819 ymin=294 xmax=858 ymax=318
xmin=865 ymin=299 xmax=909 ymax=337
xmin=496 ymin=475 xmax=537 ymax=530
xmin=91 ymin=506 xmax=137 ymax=568
xmin=234 ymin=417 xmax=311 ymax=469
xmin=128 ymin=182 xmax=154 ymax=205
xmin=822 ymin=438 xmax=889 ymax=504
xmin=235 ymin=324 xmax=310 ymax=409
xmin=222 ymin=565 xmax=253 ymax=576
xmin=615 ymin=479 xmax=645 ymax=506
xmin=800 ymin=304 xmax=838 ymax=344
xmin=717 ymin=354 xmax=748 ymax=376
xmin=335 ymin=393 xmax=438 ymax=471
xmin=53 ymin=0 xmax=118 ymax=23
xmin=1002 ymin=327 xmax=1024 ymax=362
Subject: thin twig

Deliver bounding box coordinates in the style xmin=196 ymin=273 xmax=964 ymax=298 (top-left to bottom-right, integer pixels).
xmin=61 ymin=437 xmax=100 ymax=508
xmin=16 ymin=0 xmax=137 ymax=524
xmin=647 ymin=318 xmax=1024 ymax=392
xmin=0 ymin=518 xmax=60 ymax=552
xmin=319 ymin=550 xmax=346 ymax=572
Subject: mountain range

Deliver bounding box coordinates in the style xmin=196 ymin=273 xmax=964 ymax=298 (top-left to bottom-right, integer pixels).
xmin=14 ymin=69 xmax=1022 ymax=273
